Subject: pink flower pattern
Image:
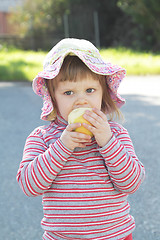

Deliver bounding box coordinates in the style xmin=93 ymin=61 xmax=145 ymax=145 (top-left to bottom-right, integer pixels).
xmin=32 ymin=39 xmax=126 ymax=121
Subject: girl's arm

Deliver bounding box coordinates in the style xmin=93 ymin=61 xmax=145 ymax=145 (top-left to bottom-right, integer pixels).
xmin=83 ymin=108 xmax=145 ymax=194
xmin=99 ymin=126 xmax=145 ymax=194
xmin=16 ymin=128 xmax=73 ymax=197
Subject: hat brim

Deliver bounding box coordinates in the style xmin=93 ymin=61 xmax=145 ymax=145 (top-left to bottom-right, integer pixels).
xmin=33 ymin=47 xmax=126 ymax=121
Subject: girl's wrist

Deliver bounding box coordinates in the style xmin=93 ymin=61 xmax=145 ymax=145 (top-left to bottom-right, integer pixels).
xmin=98 ymin=132 xmax=112 ymax=148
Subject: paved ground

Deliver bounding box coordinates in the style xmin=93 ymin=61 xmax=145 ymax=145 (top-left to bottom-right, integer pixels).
xmin=0 ymin=76 xmax=160 ymax=240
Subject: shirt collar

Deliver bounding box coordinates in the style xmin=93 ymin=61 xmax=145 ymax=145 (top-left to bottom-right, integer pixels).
xmin=54 ymin=113 xmax=68 ymax=128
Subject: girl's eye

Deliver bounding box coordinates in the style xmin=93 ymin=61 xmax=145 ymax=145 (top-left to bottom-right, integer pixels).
xmin=86 ymin=88 xmax=95 ymax=93
xmin=64 ymin=91 xmax=73 ymax=95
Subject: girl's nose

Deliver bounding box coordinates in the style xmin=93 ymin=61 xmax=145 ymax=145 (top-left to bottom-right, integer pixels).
xmin=74 ymin=95 xmax=88 ymax=107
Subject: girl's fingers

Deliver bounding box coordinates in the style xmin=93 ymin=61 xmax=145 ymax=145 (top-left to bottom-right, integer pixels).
xmin=66 ymin=122 xmax=81 ymax=132
xmin=83 ymin=110 xmax=106 ymax=127
xmin=61 ymin=124 xmax=92 ymax=150
xmin=92 ymin=108 xmax=107 ymax=121
xmin=71 ymin=132 xmax=91 ymax=142
xmin=82 ymin=122 xmax=95 ymax=134
xmin=66 ymin=125 xmax=91 ymax=140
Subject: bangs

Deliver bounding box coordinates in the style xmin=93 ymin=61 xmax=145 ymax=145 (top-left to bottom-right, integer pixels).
xmin=45 ymin=55 xmax=123 ymax=121
xmin=57 ymin=55 xmax=100 ymax=82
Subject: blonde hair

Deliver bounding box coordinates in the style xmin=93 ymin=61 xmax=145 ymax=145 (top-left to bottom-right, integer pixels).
xmin=46 ymin=56 xmax=123 ymax=121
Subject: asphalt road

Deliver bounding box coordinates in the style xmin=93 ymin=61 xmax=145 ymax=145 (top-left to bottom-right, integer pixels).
xmin=0 ymin=76 xmax=160 ymax=240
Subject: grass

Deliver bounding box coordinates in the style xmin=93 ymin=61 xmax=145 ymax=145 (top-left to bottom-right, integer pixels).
xmin=0 ymin=48 xmax=45 ymax=81
xmin=0 ymin=47 xmax=160 ymax=81
xmin=100 ymin=48 xmax=160 ymax=75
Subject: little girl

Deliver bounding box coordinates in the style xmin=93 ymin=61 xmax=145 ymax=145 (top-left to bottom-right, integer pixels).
xmin=17 ymin=38 xmax=145 ymax=240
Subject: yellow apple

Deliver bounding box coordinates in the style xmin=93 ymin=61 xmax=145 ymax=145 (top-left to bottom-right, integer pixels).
xmin=68 ymin=107 xmax=93 ymax=137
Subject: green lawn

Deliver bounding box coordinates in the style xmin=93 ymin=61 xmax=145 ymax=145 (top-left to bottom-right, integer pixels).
xmin=100 ymin=48 xmax=160 ymax=75
xmin=0 ymin=48 xmax=46 ymax=81
xmin=0 ymin=47 xmax=160 ymax=81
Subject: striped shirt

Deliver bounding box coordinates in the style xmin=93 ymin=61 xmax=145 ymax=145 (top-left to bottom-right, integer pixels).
xmin=17 ymin=114 xmax=145 ymax=240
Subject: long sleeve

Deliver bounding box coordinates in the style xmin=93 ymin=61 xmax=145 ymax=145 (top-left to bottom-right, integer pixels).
xmin=16 ymin=128 xmax=73 ymax=197
xmin=16 ymin=120 xmax=144 ymax=239
xmin=99 ymin=125 xmax=145 ymax=194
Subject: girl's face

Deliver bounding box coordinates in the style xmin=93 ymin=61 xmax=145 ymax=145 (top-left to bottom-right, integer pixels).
xmin=54 ymin=75 xmax=103 ymax=121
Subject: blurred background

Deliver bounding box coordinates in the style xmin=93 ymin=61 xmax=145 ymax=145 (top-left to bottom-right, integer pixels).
xmin=0 ymin=0 xmax=160 ymax=51
xmin=0 ymin=1 xmax=160 ymax=240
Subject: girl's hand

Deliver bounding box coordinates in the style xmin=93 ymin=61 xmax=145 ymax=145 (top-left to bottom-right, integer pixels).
xmin=60 ymin=123 xmax=92 ymax=151
xmin=83 ymin=108 xmax=112 ymax=147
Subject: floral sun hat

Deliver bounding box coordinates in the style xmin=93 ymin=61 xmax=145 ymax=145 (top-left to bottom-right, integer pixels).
xmin=32 ymin=38 xmax=126 ymax=121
